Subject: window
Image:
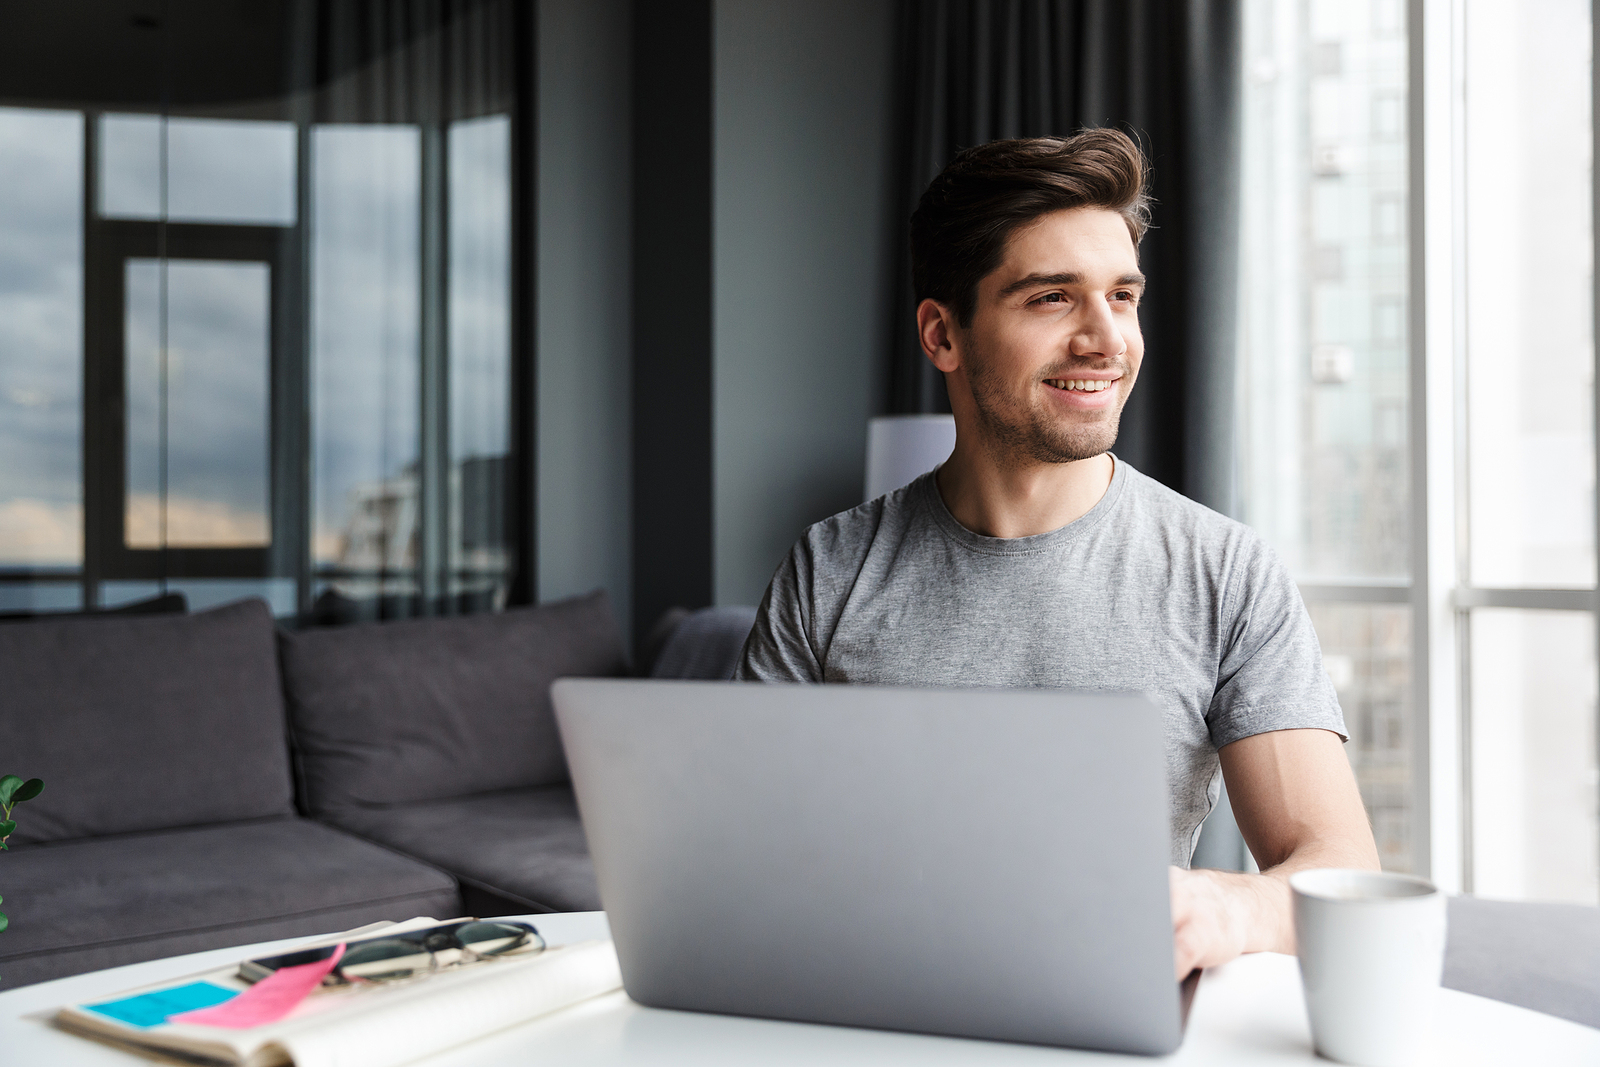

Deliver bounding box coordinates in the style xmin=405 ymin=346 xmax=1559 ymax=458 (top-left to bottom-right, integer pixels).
xmin=1455 ymin=0 xmax=1597 ymax=903
xmin=0 ymin=2 xmax=524 ymax=621
xmin=0 ymin=108 xmax=84 ymax=610
xmin=1242 ymin=0 xmax=1416 ymax=869
xmin=1243 ymin=0 xmax=1600 ymax=902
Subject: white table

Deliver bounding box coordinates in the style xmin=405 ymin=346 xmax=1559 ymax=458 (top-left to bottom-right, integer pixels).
xmin=5 ymin=912 xmax=1598 ymax=1065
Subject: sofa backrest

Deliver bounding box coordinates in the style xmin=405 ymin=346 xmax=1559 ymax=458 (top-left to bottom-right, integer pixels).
xmin=0 ymin=598 xmax=296 ymax=844
xmin=279 ymin=590 xmax=627 ymax=814
xmin=649 ymin=605 xmax=758 ymax=680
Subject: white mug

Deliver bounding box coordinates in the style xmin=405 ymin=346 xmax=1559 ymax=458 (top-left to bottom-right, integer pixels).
xmin=1290 ymin=868 xmax=1448 ymax=1067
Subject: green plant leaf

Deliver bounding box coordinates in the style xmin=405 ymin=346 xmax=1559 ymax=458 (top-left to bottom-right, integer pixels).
xmin=12 ymin=779 xmax=42 ymax=804
xmin=0 ymin=776 xmax=20 ymax=806
xmin=0 ymin=912 xmax=8 ymax=933
xmin=0 ymin=820 xmax=15 ymax=840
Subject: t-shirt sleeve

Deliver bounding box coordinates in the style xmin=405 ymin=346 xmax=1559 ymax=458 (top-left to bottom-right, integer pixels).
xmin=1206 ymin=539 xmax=1347 ymax=749
xmin=734 ymin=539 xmax=824 ymax=683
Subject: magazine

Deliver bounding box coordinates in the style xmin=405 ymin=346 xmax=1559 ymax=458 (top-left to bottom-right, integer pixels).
xmin=50 ymin=917 xmax=623 ymax=1067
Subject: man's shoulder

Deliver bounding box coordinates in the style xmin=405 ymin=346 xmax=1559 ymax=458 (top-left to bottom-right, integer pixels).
xmin=1111 ymin=461 xmax=1288 ymax=599
xmin=1116 ymin=460 xmax=1264 ymax=551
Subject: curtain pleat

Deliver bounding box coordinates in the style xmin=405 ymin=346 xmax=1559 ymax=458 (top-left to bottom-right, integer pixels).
xmin=887 ymin=0 xmax=1240 ymax=514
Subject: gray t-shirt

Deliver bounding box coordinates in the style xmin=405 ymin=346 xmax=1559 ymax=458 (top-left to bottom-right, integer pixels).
xmin=735 ymin=457 xmax=1346 ymax=865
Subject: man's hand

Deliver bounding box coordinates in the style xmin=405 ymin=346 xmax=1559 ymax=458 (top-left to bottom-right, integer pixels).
xmin=1169 ymin=728 xmax=1382 ymax=979
xmin=1169 ymin=866 xmax=1290 ymax=979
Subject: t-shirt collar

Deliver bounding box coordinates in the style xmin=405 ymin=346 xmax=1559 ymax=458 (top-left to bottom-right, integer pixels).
xmin=916 ymin=452 xmax=1129 ymax=556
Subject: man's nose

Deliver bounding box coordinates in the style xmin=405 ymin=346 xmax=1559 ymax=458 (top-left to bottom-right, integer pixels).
xmin=1070 ymin=296 xmax=1126 ymax=358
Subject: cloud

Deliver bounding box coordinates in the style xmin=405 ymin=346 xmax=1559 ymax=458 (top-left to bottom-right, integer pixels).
xmin=0 ymin=498 xmax=82 ymax=565
xmin=125 ymin=493 xmax=268 ymax=548
xmin=0 ymin=495 xmax=273 ymax=564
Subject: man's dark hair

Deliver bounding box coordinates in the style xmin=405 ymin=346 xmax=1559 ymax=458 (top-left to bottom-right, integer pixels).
xmin=910 ymin=128 xmax=1151 ymax=326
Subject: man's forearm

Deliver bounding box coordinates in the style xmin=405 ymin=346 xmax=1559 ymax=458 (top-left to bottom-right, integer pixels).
xmin=1203 ymin=844 xmax=1382 ymax=959
xmin=1172 ymin=837 xmax=1381 ymax=974
xmin=1249 ymin=835 xmax=1383 ymax=953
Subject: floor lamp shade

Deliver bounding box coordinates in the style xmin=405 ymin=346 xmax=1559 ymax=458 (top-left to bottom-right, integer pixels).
xmin=865 ymin=415 xmax=956 ymax=502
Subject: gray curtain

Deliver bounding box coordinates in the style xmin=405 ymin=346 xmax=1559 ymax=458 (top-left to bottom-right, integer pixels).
xmin=888 ymin=0 xmax=1241 ymax=515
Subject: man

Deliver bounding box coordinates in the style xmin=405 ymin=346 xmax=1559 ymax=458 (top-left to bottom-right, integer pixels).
xmin=735 ymin=129 xmax=1380 ymax=978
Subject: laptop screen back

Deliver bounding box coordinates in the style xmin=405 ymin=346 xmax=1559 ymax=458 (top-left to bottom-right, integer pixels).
xmin=553 ymin=679 xmax=1184 ymax=1055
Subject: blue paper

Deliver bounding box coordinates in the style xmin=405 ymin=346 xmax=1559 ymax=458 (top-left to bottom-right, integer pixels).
xmin=84 ymin=981 xmax=238 ymax=1029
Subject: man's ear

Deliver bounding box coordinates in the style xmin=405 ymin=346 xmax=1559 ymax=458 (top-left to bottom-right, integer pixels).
xmin=916 ymin=298 xmax=962 ymax=374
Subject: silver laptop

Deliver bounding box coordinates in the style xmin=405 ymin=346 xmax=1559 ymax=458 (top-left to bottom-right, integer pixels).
xmin=552 ymin=679 xmax=1194 ymax=1055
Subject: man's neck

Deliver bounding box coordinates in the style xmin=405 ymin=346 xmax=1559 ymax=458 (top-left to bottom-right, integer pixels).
xmin=933 ymin=441 xmax=1114 ymax=539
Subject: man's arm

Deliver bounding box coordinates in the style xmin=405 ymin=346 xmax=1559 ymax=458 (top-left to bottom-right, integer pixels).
xmin=1169 ymin=727 xmax=1380 ymax=978
xmin=734 ymin=542 xmax=825 ymax=683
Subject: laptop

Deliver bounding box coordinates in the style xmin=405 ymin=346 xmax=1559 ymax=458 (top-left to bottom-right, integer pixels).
xmin=551 ymin=679 xmax=1195 ymax=1055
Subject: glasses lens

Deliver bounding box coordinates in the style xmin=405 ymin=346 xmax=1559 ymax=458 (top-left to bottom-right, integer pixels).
xmin=337 ymin=938 xmax=435 ymax=982
xmin=454 ymin=921 xmax=540 ymax=957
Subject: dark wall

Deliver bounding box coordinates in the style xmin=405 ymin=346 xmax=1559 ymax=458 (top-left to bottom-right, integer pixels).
xmin=537 ymin=0 xmax=634 ymax=631
xmin=619 ymin=0 xmax=900 ymax=640
xmin=713 ymin=0 xmax=900 ymax=608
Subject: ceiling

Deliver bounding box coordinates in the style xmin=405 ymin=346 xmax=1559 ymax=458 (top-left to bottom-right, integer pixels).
xmin=0 ymin=0 xmax=513 ymax=120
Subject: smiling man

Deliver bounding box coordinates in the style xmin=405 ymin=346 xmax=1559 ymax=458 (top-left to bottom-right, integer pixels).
xmin=735 ymin=129 xmax=1379 ymax=978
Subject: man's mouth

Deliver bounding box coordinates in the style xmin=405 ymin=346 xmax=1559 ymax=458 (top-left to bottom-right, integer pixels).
xmin=1044 ymin=378 xmax=1118 ymax=393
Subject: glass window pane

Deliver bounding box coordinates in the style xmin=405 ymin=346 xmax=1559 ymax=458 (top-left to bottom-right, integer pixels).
xmin=1469 ymin=609 xmax=1599 ymax=904
xmin=311 ymin=125 xmax=421 ymax=597
xmin=1309 ymin=602 xmax=1415 ymax=872
xmin=0 ymin=107 xmax=83 ymax=570
xmin=1463 ymin=0 xmax=1595 ymax=588
xmin=101 ymin=578 xmax=297 ymax=616
xmin=98 ymin=114 xmax=160 ymax=219
xmin=125 ymin=259 xmax=271 ymax=547
xmin=448 ymin=114 xmax=511 ymax=601
xmin=1239 ymin=0 xmax=1410 ymax=582
xmin=0 ymin=583 xmax=83 ymax=613
xmin=100 ymin=114 xmax=297 ymax=226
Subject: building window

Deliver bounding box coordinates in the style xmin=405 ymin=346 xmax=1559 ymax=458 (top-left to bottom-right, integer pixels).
xmin=1244 ymin=0 xmax=1599 ymax=901
xmin=1243 ymin=0 xmax=1415 ymax=869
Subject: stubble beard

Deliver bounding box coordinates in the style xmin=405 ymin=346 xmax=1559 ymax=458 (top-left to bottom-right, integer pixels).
xmin=965 ymin=352 xmax=1130 ymax=467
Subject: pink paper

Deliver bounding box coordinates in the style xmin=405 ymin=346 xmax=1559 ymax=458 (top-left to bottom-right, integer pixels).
xmin=170 ymin=944 xmax=346 ymax=1029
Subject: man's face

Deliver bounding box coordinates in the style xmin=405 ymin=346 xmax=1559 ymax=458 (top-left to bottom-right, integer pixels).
xmin=934 ymin=207 xmax=1145 ymax=465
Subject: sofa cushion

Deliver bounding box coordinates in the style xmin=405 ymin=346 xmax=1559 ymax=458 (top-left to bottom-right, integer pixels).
xmin=0 ymin=817 xmax=462 ymax=988
xmin=0 ymin=598 xmax=295 ymax=844
xmin=321 ymin=785 xmax=599 ymax=913
xmin=280 ymin=591 xmax=628 ymax=813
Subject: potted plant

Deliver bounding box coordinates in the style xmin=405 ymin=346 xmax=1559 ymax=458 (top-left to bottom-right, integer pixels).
xmin=0 ymin=775 xmax=44 ymax=933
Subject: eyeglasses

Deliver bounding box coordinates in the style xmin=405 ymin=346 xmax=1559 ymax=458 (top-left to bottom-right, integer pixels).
xmin=330 ymin=920 xmax=545 ymax=985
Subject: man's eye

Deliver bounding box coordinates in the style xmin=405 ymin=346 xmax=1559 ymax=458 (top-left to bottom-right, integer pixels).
xmin=1034 ymin=293 xmax=1066 ymax=304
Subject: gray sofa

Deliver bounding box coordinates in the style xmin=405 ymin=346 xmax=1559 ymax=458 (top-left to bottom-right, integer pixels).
xmin=0 ymin=591 xmax=651 ymax=988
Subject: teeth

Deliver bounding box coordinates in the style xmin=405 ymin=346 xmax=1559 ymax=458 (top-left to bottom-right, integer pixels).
xmin=1047 ymin=379 xmax=1113 ymax=392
